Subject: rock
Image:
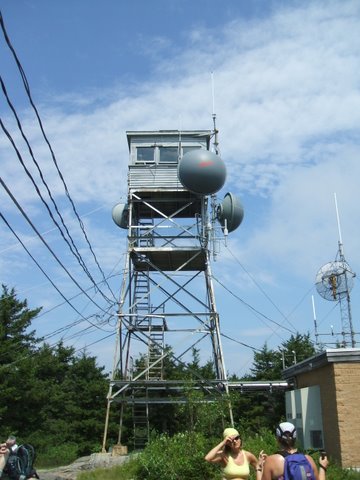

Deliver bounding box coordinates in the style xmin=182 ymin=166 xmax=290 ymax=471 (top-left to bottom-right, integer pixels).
xmin=38 ymin=453 xmax=130 ymax=480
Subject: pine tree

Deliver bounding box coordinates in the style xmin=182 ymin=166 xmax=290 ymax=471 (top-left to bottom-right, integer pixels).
xmin=0 ymin=285 xmax=42 ymax=433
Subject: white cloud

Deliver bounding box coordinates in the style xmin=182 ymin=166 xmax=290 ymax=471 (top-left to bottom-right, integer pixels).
xmin=1 ymin=0 xmax=360 ymax=374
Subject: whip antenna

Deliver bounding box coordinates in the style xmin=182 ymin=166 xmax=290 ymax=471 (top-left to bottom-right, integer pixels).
xmin=211 ymin=71 xmax=219 ymax=155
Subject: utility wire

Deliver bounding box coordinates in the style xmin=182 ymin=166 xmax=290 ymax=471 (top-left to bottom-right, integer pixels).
xmin=0 ymin=209 xmax=114 ymax=326
xmin=220 ymin=332 xmax=261 ymax=352
xmin=223 ymin=244 xmax=319 ymax=348
xmin=0 ymin=177 xmax=113 ymax=316
xmin=226 ymin=246 xmax=296 ymax=331
xmin=35 ymin=272 xmax=120 ymax=321
xmin=0 ymin=329 xmax=117 ymax=372
xmin=0 ymin=10 xmax=116 ymax=302
xmin=0 ymin=97 xmax=114 ymax=305
xmin=212 ymin=274 xmax=295 ymax=336
xmin=0 ymin=214 xmax=117 ymax=364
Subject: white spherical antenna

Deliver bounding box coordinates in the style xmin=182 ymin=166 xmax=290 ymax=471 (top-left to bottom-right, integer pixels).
xmin=112 ymin=203 xmax=129 ymax=229
xmin=315 ymin=261 xmax=355 ymax=301
xmin=177 ymin=149 xmax=226 ymax=195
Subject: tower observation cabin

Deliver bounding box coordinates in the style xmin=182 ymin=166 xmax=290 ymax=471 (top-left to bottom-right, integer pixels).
xmin=104 ymin=129 xmax=244 ymax=450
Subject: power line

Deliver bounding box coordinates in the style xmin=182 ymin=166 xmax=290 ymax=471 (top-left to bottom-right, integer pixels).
xmin=0 ymin=177 xmax=113 ymax=315
xmin=0 ymin=214 xmax=120 ymax=365
xmin=0 ymin=328 xmax=117 ymax=372
xmin=0 ymin=209 xmax=113 ymax=323
xmin=0 ymin=103 xmax=113 ymax=305
xmin=222 ymin=244 xmax=319 ymax=348
xmin=220 ymin=332 xmax=261 ymax=352
xmin=35 ymin=272 xmax=120 ymax=321
xmin=226 ymin=246 xmax=296 ymax=331
xmin=212 ymin=274 xmax=295 ymax=336
xmin=0 ymin=9 xmax=116 ymax=302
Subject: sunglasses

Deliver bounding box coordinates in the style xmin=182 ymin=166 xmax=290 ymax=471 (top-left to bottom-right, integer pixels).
xmin=233 ymin=435 xmax=241 ymax=441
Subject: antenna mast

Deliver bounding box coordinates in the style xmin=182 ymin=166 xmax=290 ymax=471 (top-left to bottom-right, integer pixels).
xmin=311 ymin=295 xmax=320 ymax=346
xmin=211 ymin=72 xmax=219 ymax=155
xmin=315 ymin=194 xmax=356 ymax=348
xmin=334 ymin=193 xmax=356 ymax=347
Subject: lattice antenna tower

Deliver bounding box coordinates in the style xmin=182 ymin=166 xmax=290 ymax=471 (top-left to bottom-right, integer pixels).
xmin=315 ymin=193 xmax=356 ymax=347
xmin=104 ymin=113 xmax=245 ymax=451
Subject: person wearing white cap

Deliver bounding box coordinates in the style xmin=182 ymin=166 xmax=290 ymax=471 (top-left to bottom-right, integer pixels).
xmin=262 ymin=422 xmax=328 ymax=480
xmin=205 ymin=427 xmax=266 ymax=479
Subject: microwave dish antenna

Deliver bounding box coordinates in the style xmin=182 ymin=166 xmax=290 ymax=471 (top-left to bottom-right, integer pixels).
xmin=217 ymin=192 xmax=244 ymax=233
xmin=315 ymin=261 xmax=355 ymax=301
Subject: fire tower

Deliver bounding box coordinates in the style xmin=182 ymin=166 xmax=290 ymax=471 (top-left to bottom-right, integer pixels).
xmin=103 ymin=129 xmax=244 ymax=450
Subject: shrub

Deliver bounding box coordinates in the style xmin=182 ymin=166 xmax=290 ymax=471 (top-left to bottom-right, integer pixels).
xmin=35 ymin=442 xmax=79 ymax=468
xmin=77 ymin=457 xmax=140 ymax=480
xmin=136 ymin=431 xmax=219 ymax=480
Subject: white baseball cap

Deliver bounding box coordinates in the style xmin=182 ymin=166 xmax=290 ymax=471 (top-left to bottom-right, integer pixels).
xmin=276 ymin=422 xmax=297 ymax=439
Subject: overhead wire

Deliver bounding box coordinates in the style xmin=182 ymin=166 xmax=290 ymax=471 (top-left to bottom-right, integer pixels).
xmin=221 ymin=243 xmax=320 ymax=349
xmin=0 ymin=267 xmax=119 ymax=368
xmin=212 ymin=274 xmax=295 ymax=337
xmin=0 ymin=178 xmax=114 ymax=316
xmin=226 ymin=246 xmax=297 ymax=331
xmin=220 ymin=332 xmax=261 ymax=352
xmin=0 ymin=204 xmax=108 ymax=255
xmin=0 ymin=97 xmax=114 ymax=306
xmin=0 ymin=208 xmax=115 ymax=323
xmin=35 ymin=272 xmax=120 ymax=321
xmin=0 ymin=327 xmax=117 ymax=372
xmin=0 ymin=10 xmax=117 ymax=302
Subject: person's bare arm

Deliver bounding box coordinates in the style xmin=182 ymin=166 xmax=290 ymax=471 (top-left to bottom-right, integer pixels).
xmin=247 ymin=450 xmax=267 ymax=478
xmin=306 ymin=453 xmax=328 ymax=480
xmin=262 ymin=454 xmax=286 ymax=480
xmin=204 ymin=438 xmax=227 ymax=464
xmin=262 ymin=454 xmax=275 ymax=480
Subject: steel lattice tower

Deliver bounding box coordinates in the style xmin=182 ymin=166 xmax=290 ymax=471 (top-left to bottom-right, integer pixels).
xmin=102 ymin=130 xmax=234 ymax=451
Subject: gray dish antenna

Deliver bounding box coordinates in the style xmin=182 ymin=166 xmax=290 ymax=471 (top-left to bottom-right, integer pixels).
xmin=315 ymin=261 xmax=355 ymax=301
xmin=112 ymin=203 xmax=129 ymax=229
xmin=177 ymin=149 xmax=226 ymax=195
xmin=217 ymin=192 xmax=244 ymax=232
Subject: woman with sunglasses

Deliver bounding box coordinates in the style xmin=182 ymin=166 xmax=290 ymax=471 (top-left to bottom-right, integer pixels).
xmin=205 ymin=427 xmax=266 ymax=479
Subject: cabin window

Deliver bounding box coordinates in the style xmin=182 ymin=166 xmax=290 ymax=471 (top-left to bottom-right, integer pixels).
xmin=135 ymin=144 xmax=203 ymax=164
xmin=159 ymin=146 xmax=178 ymax=163
xmin=136 ymin=147 xmax=155 ymax=162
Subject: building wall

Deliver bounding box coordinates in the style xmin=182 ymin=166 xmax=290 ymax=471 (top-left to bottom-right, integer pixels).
xmin=296 ymin=362 xmax=360 ymax=468
xmin=333 ymin=363 xmax=360 ymax=468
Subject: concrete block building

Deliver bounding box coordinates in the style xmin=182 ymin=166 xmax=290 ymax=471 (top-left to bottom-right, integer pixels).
xmin=282 ymin=348 xmax=360 ymax=468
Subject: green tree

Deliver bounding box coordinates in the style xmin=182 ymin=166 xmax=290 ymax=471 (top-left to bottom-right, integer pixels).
xmin=0 ymin=285 xmax=42 ymax=434
xmin=0 ymin=285 xmax=113 ymax=460
xmin=279 ymin=332 xmax=316 ymax=368
xmin=26 ymin=343 xmax=109 ymax=456
xmin=249 ymin=342 xmax=282 ymax=380
xmin=234 ymin=333 xmax=317 ymax=433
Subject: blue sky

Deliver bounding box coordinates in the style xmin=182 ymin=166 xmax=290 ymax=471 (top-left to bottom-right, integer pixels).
xmin=1 ymin=0 xmax=360 ymax=377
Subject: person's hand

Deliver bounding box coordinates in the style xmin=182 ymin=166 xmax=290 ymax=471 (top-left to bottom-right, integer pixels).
xmin=0 ymin=445 xmax=8 ymax=455
xmin=319 ymin=451 xmax=329 ymax=471
xmin=257 ymin=450 xmax=267 ymax=471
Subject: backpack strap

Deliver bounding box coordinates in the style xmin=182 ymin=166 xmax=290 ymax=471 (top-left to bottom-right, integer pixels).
xmin=277 ymin=450 xmax=292 ymax=458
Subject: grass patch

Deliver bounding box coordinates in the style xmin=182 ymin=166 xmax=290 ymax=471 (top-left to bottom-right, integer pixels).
xmin=77 ymin=457 xmax=139 ymax=480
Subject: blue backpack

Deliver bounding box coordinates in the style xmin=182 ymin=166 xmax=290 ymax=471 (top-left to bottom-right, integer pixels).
xmin=284 ymin=453 xmax=315 ymax=480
